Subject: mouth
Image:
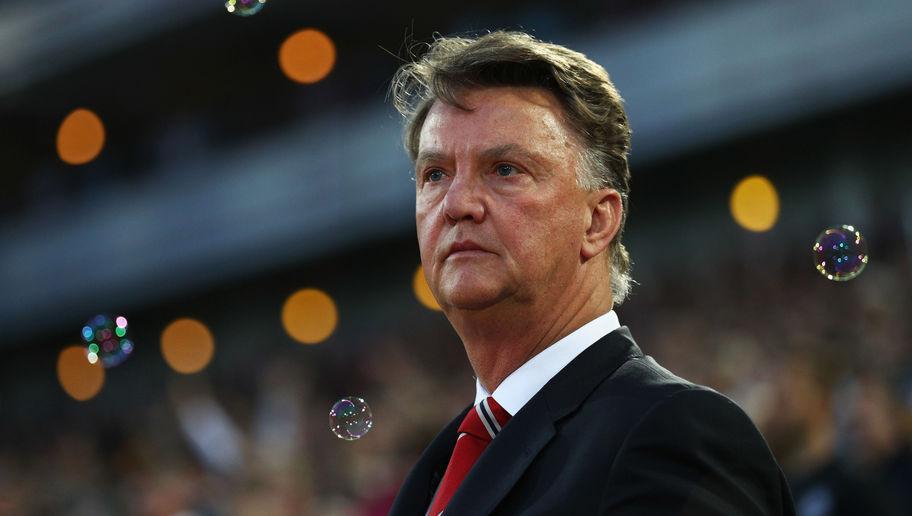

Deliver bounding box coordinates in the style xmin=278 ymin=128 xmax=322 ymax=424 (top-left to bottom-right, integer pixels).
xmin=445 ymin=240 xmax=491 ymax=259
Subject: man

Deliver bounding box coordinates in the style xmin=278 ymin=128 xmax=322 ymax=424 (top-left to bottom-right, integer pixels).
xmin=389 ymin=31 xmax=794 ymax=515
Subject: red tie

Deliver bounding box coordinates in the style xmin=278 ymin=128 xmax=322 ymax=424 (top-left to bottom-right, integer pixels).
xmin=427 ymin=397 xmax=512 ymax=515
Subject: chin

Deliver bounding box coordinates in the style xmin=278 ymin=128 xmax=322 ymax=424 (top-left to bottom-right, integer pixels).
xmin=438 ymin=279 xmax=506 ymax=311
xmin=443 ymin=296 xmax=501 ymax=311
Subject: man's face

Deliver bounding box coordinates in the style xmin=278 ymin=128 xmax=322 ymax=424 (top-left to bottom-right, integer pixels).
xmin=415 ymin=87 xmax=591 ymax=312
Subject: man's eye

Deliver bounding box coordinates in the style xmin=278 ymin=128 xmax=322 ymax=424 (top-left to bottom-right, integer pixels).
xmin=495 ymin=164 xmax=518 ymax=177
xmin=424 ymin=169 xmax=445 ymax=182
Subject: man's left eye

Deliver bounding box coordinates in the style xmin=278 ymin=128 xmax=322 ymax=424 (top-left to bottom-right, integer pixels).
xmin=495 ymin=164 xmax=518 ymax=177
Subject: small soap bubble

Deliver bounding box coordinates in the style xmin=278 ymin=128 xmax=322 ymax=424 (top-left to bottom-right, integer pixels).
xmin=812 ymin=225 xmax=868 ymax=281
xmin=225 ymin=0 xmax=266 ymax=16
xmin=329 ymin=397 xmax=372 ymax=441
xmin=81 ymin=314 xmax=133 ymax=368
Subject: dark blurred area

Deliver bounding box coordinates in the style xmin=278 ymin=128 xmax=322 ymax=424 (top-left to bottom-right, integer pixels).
xmin=1 ymin=1 xmax=911 ymax=515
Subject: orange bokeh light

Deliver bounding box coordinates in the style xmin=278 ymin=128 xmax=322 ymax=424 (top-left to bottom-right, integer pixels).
xmin=161 ymin=318 xmax=216 ymax=374
xmin=413 ymin=265 xmax=441 ymax=311
xmin=282 ymin=288 xmax=338 ymax=344
xmin=278 ymin=28 xmax=336 ymax=84
xmin=730 ymin=175 xmax=780 ymax=232
xmin=57 ymin=345 xmax=105 ymax=401
xmin=56 ymin=108 xmax=106 ymax=165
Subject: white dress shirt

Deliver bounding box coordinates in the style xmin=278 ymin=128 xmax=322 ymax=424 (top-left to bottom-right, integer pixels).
xmin=474 ymin=310 xmax=621 ymax=416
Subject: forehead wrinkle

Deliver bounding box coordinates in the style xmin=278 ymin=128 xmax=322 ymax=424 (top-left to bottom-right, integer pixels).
xmin=415 ymin=143 xmax=552 ymax=170
xmin=416 ymin=87 xmax=578 ymax=169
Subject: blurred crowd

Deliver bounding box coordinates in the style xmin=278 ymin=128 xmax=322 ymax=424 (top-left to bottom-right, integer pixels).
xmin=624 ymin=241 xmax=912 ymax=516
xmin=1 ymin=232 xmax=910 ymax=516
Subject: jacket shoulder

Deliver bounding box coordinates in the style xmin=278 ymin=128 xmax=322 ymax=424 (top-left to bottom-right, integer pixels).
xmin=592 ymin=356 xmax=794 ymax=515
xmin=588 ymin=353 xmax=712 ymax=413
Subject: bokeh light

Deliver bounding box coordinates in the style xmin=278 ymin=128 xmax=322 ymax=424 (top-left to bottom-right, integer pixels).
xmin=281 ymin=288 xmax=338 ymax=344
xmin=730 ymin=175 xmax=780 ymax=232
xmin=56 ymin=108 xmax=105 ymax=165
xmin=813 ymin=225 xmax=869 ymax=281
xmin=329 ymin=397 xmax=373 ymax=441
xmin=161 ymin=318 xmax=216 ymax=374
xmin=57 ymin=345 xmax=105 ymax=401
xmin=81 ymin=314 xmax=133 ymax=368
xmin=413 ymin=265 xmax=441 ymax=311
xmin=278 ymin=29 xmax=336 ymax=84
xmin=225 ymin=0 xmax=266 ymax=16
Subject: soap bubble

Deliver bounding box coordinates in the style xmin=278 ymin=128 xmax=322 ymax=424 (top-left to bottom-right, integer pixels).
xmin=812 ymin=225 xmax=868 ymax=281
xmin=225 ymin=0 xmax=266 ymax=16
xmin=81 ymin=314 xmax=133 ymax=368
xmin=329 ymin=397 xmax=372 ymax=441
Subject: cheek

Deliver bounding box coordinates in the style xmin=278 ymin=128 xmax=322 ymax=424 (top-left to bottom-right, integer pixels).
xmin=507 ymin=200 xmax=581 ymax=261
xmin=501 ymin=204 xmax=555 ymax=255
xmin=415 ymin=208 xmax=438 ymax=253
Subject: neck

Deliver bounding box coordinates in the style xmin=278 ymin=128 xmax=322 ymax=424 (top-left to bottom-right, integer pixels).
xmin=446 ymin=268 xmax=613 ymax=392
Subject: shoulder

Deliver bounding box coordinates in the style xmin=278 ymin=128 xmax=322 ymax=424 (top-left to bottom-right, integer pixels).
xmin=590 ymin=354 xmax=772 ymax=462
xmin=576 ymin=353 xmax=729 ymax=427
xmin=617 ymin=381 xmax=770 ymax=461
xmin=593 ymin=356 xmax=794 ymax=515
xmin=619 ymin=355 xmax=747 ymax=417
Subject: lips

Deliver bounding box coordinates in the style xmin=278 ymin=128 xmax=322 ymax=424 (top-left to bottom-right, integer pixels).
xmin=446 ymin=240 xmax=490 ymax=258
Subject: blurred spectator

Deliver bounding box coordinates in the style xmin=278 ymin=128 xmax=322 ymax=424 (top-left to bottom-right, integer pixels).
xmin=843 ymin=373 xmax=912 ymax=515
xmin=763 ymin=351 xmax=891 ymax=516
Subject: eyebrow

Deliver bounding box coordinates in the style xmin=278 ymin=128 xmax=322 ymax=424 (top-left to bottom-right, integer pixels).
xmin=415 ymin=143 xmax=547 ymax=169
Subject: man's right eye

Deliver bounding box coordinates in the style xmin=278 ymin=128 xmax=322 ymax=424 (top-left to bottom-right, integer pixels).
xmin=424 ymin=169 xmax=445 ymax=182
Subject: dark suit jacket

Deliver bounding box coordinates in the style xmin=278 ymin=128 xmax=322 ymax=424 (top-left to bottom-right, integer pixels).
xmin=390 ymin=327 xmax=795 ymax=515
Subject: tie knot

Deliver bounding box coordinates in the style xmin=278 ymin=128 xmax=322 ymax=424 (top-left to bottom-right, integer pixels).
xmin=458 ymin=397 xmax=511 ymax=441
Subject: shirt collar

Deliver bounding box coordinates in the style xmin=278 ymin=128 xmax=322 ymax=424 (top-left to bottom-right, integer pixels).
xmin=474 ymin=310 xmax=621 ymax=415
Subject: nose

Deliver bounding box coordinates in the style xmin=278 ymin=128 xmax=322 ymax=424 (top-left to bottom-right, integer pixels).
xmin=442 ymin=171 xmax=485 ymax=224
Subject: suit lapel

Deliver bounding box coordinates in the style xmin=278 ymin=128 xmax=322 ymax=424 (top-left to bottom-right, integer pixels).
xmin=389 ymin=407 xmax=470 ymax=516
xmin=444 ymin=327 xmax=642 ymax=515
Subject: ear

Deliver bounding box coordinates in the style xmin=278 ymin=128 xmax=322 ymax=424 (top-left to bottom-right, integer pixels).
xmin=581 ymin=188 xmax=623 ymax=261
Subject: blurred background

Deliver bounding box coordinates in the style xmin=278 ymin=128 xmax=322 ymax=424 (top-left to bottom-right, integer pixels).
xmin=1 ymin=0 xmax=911 ymax=514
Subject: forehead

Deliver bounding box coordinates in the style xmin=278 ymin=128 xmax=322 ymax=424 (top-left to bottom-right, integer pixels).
xmin=417 ymin=87 xmax=578 ymax=159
